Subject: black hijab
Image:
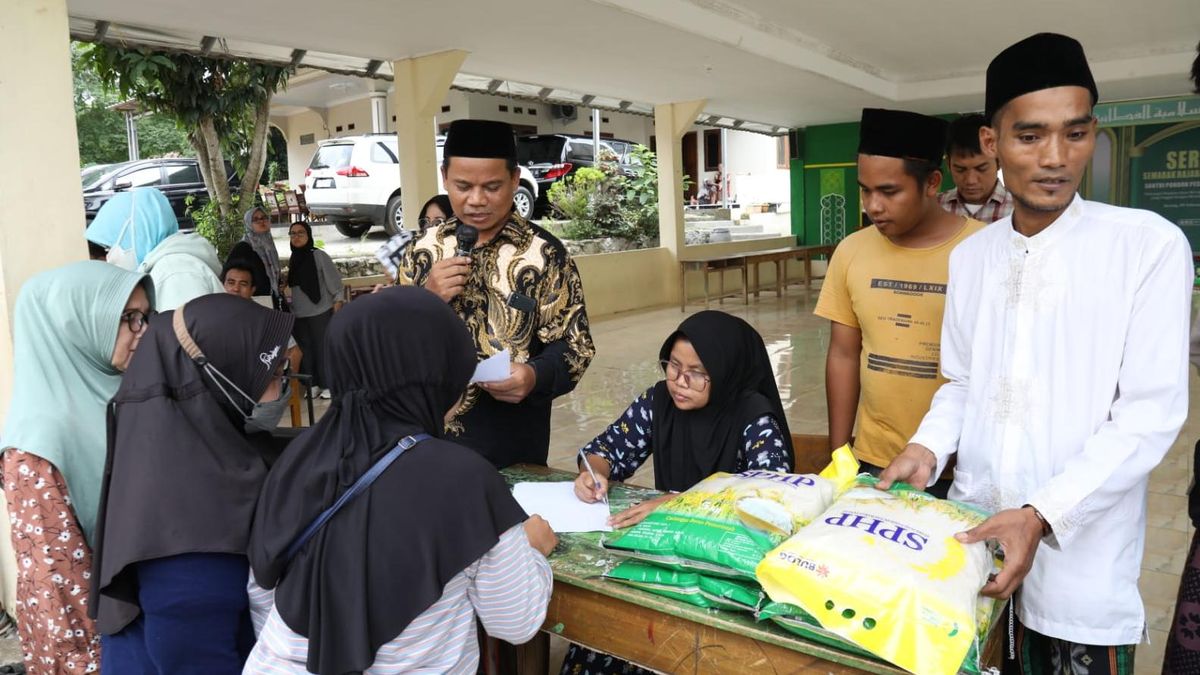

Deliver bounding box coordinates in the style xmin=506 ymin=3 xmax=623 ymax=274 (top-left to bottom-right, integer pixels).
xmin=227 ymin=240 xmax=272 ymax=297
xmin=288 ymin=220 xmax=320 ymax=303
xmin=90 ymin=293 xmax=293 ymax=634
xmin=248 ymin=287 xmax=527 ymax=675
xmin=650 ymin=311 xmax=794 ymax=492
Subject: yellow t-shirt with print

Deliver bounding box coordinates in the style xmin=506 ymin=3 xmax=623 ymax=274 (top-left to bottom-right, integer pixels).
xmin=815 ymin=218 xmax=985 ymax=468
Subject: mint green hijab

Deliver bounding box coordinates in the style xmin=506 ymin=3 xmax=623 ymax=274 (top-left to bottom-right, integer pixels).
xmin=2 ymin=261 xmax=153 ymax=545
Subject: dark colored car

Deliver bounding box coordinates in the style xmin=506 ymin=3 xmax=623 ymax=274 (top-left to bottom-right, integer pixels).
xmin=82 ymin=158 xmax=239 ymax=230
xmin=517 ymin=134 xmax=640 ymax=216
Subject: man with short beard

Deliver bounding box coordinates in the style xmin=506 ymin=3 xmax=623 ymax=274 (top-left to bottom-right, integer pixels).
xmin=881 ymin=33 xmax=1191 ymax=674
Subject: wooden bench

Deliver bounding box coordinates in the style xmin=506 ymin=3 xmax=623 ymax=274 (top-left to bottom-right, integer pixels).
xmin=341 ymin=274 xmax=390 ymax=302
xmin=744 ymin=244 xmax=835 ymax=299
xmin=678 ymin=252 xmax=751 ymax=312
xmin=679 ymin=244 xmax=836 ymax=311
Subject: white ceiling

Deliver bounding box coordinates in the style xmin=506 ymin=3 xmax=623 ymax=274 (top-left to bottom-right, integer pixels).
xmin=67 ymin=0 xmax=1200 ymax=128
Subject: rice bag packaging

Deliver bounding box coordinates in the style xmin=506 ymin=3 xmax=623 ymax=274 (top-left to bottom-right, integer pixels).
xmin=605 ymin=447 xmax=858 ymax=580
xmin=605 ymin=560 xmax=763 ymax=612
xmin=756 ymin=602 xmax=876 ymax=659
xmin=755 ymin=476 xmax=999 ymax=675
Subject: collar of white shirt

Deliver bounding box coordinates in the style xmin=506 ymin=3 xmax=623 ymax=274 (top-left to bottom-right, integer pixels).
xmin=1007 ymin=194 xmax=1085 ymax=255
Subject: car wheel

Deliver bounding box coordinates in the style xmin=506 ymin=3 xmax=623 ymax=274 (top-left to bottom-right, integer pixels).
xmin=385 ymin=194 xmax=404 ymax=236
xmin=334 ymin=221 xmax=372 ymax=238
xmin=514 ymin=185 xmax=535 ymax=220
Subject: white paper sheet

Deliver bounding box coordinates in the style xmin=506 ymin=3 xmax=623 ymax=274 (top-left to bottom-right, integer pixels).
xmin=512 ymin=482 xmax=612 ymax=533
xmin=470 ymin=349 xmax=511 ymax=383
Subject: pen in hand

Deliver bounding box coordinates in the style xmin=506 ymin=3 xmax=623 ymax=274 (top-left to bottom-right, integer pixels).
xmin=578 ymin=449 xmax=609 ymax=506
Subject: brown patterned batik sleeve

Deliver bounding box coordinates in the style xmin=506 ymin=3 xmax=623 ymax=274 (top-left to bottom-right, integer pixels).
xmin=3 ymin=449 xmax=100 ymax=675
xmin=529 ymin=254 xmax=596 ymax=398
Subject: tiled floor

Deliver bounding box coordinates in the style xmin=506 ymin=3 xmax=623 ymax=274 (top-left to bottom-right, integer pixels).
xmin=296 ymin=285 xmax=1193 ymax=674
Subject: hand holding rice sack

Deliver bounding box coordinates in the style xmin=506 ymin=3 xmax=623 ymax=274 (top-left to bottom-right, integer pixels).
xmin=756 ymin=476 xmax=1001 ymax=675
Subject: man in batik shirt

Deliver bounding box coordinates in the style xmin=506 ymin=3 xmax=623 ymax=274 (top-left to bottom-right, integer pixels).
xmin=399 ymin=119 xmax=595 ymax=468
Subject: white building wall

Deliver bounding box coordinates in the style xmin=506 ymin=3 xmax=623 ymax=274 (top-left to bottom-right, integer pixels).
xmin=723 ymin=129 xmax=790 ymax=208
xmin=273 ymin=88 xmax=783 ymax=211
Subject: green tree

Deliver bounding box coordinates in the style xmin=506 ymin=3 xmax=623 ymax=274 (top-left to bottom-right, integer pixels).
xmin=72 ymin=43 xmax=190 ymax=168
xmin=78 ymin=43 xmax=291 ymax=255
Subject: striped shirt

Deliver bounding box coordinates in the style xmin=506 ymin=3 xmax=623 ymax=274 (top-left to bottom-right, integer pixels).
xmin=243 ymin=524 xmax=552 ymax=674
xmin=937 ymin=182 xmax=1014 ymax=224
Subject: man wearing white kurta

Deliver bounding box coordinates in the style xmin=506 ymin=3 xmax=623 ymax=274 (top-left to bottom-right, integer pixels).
xmin=880 ymin=33 xmax=1192 ymax=674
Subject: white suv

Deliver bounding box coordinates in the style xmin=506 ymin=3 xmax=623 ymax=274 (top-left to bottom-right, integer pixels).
xmin=304 ymin=134 xmax=539 ymax=238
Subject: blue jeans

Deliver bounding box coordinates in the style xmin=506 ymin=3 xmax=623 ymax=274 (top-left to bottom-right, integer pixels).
xmin=101 ymin=553 xmax=255 ymax=675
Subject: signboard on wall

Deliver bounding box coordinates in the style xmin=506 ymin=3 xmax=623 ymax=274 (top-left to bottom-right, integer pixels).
xmin=1096 ymin=96 xmax=1200 ymax=128
xmin=1131 ymin=125 xmax=1200 ymax=250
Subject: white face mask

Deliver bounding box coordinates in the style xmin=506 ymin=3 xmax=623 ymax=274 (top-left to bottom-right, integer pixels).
xmin=105 ymin=216 xmax=139 ymax=271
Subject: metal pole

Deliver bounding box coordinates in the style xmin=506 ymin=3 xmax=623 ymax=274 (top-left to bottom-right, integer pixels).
xmin=592 ymin=108 xmax=601 ymax=166
xmin=720 ymin=127 xmax=729 ymax=209
xmin=125 ymin=110 xmax=140 ymax=161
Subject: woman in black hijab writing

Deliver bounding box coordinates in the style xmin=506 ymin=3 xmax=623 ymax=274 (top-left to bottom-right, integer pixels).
xmin=561 ymin=310 xmax=795 ymax=675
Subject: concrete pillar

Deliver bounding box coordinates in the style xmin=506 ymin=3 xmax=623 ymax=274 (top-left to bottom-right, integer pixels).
xmin=654 ymin=100 xmax=707 ymax=259
xmin=0 ymin=0 xmax=86 ymax=616
xmin=369 ymin=92 xmax=388 ymax=134
xmin=125 ymin=110 xmax=140 ymax=161
xmin=391 ymin=50 xmax=468 ymax=230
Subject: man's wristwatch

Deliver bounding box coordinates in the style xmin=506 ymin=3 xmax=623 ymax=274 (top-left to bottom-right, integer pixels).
xmin=1022 ymin=504 xmax=1052 ymax=538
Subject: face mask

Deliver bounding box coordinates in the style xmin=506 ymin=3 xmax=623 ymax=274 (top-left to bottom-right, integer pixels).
xmin=172 ymin=306 xmax=290 ymax=433
xmin=244 ymin=379 xmax=290 ymax=434
xmin=105 ymin=216 xmax=139 ymax=271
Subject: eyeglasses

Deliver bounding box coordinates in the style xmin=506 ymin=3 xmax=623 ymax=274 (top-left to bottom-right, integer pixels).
xmin=659 ymin=359 xmax=710 ymax=391
xmin=418 ymin=216 xmax=447 ymax=229
xmin=120 ymin=309 xmax=155 ymax=333
xmin=252 ymin=215 xmax=269 ymax=222
xmin=288 ymin=230 xmax=306 ymax=237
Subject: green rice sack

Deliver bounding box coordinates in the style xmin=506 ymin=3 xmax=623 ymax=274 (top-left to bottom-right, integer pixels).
xmin=605 ymin=469 xmax=839 ymax=580
xmin=606 ymin=560 xmax=763 ymax=612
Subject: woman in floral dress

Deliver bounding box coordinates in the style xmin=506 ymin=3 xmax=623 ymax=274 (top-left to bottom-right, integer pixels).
xmin=1 ymin=261 xmax=153 ymax=674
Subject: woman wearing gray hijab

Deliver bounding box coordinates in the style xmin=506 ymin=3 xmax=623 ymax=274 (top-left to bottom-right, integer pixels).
xmin=243 ymin=207 xmax=282 ymax=303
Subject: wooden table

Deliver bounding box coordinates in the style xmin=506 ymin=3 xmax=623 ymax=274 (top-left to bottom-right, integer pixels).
xmin=744 ymin=245 xmax=835 ymax=298
xmin=503 ymin=464 xmax=908 ymax=674
xmin=679 ymin=245 xmax=836 ymax=312
xmin=678 ymin=253 xmax=751 ymax=312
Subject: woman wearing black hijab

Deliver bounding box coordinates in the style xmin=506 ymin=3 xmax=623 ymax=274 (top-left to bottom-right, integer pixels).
xmin=286 ymin=220 xmax=343 ymax=399
xmin=243 ymin=287 xmax=557 ymax=675
xmin=562 ymin=310 xmax=794 ymax=674
xmin=90 ymin=293 xmax=294 ymax=673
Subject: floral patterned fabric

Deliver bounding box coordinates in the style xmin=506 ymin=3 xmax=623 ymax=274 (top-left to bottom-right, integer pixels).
xmin=580 ymin=386 xmax=790 ymax=482
xmin=3 ymin=449 xmax=99 ymax=674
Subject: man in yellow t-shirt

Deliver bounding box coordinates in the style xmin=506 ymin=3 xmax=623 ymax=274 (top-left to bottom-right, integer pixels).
xmin=816 ymin=108 xmax=984 ymax=496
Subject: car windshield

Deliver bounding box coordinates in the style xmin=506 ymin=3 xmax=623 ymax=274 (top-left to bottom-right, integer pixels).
xmin=81 ymin=164 xmax=112 ymax=190
xmin=309 ymin=144 xmax=354 ymax=170
xmin=517 ymin=137 xmax=566 ymax=164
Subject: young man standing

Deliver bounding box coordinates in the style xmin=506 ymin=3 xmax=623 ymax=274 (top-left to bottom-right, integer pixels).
xmin=882 ymin=34 xmax=1191 ymax=675
xmin=940 ymin=113 xmax=1014 ymax=223
xmin=399 ymin=119 xmax=595 ymax=468
xmin=817 ymin=108 xmax=984 ymax=495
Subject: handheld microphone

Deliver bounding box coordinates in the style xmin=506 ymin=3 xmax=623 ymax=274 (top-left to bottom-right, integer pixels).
xmin=456 ymin=224 xmax=479 ymax=258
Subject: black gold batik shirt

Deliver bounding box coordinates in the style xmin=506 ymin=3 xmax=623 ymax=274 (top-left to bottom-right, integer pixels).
xmin=398 ymin=214 xmax=595 ymax=467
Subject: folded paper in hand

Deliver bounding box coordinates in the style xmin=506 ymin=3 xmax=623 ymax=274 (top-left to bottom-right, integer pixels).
xmin=471 ymin=349 xmax=511 ymax=383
